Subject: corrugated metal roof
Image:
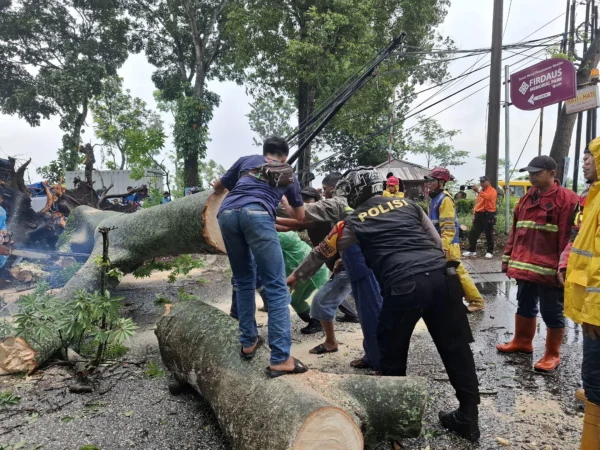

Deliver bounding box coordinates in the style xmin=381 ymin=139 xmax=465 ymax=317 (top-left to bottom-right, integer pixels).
xmin=64 ymin=169 xmax=164 ymax=194
xmin=375 ymin=158 xmax=430 ymax=181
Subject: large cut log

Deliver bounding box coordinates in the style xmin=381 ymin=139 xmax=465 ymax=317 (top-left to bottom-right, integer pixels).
xmin=0 ymin=191 xmax=226 ymax=373
xmin=157 ymin=301 xmax=427 ymax=450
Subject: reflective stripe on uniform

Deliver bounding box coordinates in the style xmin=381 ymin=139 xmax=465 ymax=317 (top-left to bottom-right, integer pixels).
xmin=516 ymin=221 xmax=559 ymax=232
xmin=586 ymin=287 xmax=600 ymax=293
xmin=502 ymin=255 xmax=510 ymax=262
xmin=508 ymin=260 xmax=557 ymax=276
xmin=439 ymin=216 xmax=455 ymax=222
xmin=572 ymin=247 xmax=593 ymax=258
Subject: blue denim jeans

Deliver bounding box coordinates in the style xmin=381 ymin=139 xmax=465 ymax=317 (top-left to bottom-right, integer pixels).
xmin=218 ymin=203 xmax=291 ymax=365
xmin=350 ymin=275 xmax=383 ymax=371
xmin=583 ymin=334 xmax=600 ymax=405
xmin=310 ymin=272 xmax=353 ymax=322
xmin=515 ymin=280 xmax=565 ymax=329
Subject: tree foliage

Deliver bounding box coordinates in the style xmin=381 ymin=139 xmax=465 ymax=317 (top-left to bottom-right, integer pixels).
xmin=247 ymin=96 xmax=296 ymax=146
xmin=125 ymin=0 xmax=240 ymax=187
xmin=409 ymin=117 xmax=467 ymax=168
xmin=0 ymin=0 xmax=130 ymax=177
xmin=91 ymin=76 xmax=165 ymax=173
xmin=228 ymin=0 xmax=453 ymax=178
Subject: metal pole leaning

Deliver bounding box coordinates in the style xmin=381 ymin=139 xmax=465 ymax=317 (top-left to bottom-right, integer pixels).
xmin=504 ymin=65 xmax=511 ymax=234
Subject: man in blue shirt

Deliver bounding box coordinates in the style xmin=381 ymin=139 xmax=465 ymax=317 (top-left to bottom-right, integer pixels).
xmin=213 ymin=137 xmax=307 ymax=378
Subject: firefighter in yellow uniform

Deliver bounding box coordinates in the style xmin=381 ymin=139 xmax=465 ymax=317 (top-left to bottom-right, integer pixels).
xmin=426 ymin=168 xmax=485 ymax=312
xmin=565 ymin=137 xmax=600 ymax=449
xmin=383 ymin=176 xmax=404 ymax=198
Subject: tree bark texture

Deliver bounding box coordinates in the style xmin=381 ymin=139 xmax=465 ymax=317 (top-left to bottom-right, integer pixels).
xmin=550 ymin=37 xmax=600 ymax=181
xmin=156 ymin=301 xmax=427 ymax=450
xmin=1 ymin=191 xmax=226 ymax=373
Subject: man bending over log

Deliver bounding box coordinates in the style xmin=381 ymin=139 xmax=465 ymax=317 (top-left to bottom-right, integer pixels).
xmin=287 ymin=167 xmax=481 ymax=442
xmin=213 ymin=137 xmax=308 ymax=378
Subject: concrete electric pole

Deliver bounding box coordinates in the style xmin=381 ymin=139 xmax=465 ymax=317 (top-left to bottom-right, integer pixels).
xmin=485 ymin=0 xmax=504 ymax=187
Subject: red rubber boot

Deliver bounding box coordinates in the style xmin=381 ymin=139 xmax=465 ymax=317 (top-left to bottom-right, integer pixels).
xmin=496 ymin=315 xmax=536 ymax=353
xmin=534 ymin=327 xmax=565 ymax=372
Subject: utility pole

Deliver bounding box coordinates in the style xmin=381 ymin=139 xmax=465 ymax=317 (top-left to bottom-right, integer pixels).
xmin=558 ymin=0 xmax=571 ymax=125
xmin=485 ymin=0 xmax=504 ymax=187
xmin=504 ymin=65 xmax=511 ymax=234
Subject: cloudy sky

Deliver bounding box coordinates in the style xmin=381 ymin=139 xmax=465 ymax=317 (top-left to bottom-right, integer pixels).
xmin=0 ymin=0 xmax=578 ymax=186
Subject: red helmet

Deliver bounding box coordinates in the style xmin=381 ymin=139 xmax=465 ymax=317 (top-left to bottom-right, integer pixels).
xmin=387 ymin=176 xmax=399 ymax=186
xmin=426 ymin=167 xmax=452 ymax=182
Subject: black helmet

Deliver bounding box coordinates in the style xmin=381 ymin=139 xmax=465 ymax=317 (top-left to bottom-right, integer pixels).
xmin=189 ymin=186 xmax=200 ymax=194
xmin=335 ymin=167 xmax=384 ymax=208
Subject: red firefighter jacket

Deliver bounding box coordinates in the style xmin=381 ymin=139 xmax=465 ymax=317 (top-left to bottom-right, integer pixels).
xmin=502 ymin=180 xmax=579 ymax=286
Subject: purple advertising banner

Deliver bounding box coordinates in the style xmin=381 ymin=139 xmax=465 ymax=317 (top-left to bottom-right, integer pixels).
xmin=510 ymin=58 xmax=576 ymax=111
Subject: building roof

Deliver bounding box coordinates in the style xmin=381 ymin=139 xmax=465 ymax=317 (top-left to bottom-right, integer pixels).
xmin=374 ymin=158 xmax=430 ymax=182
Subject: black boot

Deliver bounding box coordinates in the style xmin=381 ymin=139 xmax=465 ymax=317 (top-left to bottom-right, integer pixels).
xmin=297 ymin=311 xmax=312 ymax=323
xmin=301 ymin=318 xmax=323 ymax=335
xmin=230 ymin=290 xmax=238 ymax=320
xmin=438 ymin=409 xmax=480 ymax=442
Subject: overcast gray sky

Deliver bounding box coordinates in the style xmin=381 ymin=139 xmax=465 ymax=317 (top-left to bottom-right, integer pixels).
xmin=0 ymin=0 xmax=576 ymax=186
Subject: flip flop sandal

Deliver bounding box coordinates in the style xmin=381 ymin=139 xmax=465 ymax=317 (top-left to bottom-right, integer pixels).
xmin=264 ymin=358 xmax=309 ymax=379
xmin=239 ymin=336 xmax=264 ymax=360
xmin=350 ymin=358 xmax=371 ymax=369
xmin=309 ymin=344 xmax=339 ymax=355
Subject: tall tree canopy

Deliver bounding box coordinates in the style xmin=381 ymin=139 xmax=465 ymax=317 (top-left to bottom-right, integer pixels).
xmin=229 ymin=0 xmax=452 ymax=180
xmin=90 ymin=76 xmax=164 ymax=172
xmin=409 ymin=117 xmax=468 ymax=168
xmin=0 ymin=0 xmax=130 ymax=177
xmin=125 ymin=0 xmax=240 ymax=188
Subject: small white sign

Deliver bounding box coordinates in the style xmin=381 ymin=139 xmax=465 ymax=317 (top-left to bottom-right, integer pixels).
xmin=566 ymin=85 xmax=600 ymax=114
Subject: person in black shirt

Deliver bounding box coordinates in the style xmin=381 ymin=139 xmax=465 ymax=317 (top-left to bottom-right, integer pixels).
xmin=287 ymin=167 xmax=481 ymax=442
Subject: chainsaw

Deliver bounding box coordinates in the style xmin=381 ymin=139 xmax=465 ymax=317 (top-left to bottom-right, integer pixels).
xmin=0 ymin=245 xmax=90 ymax=261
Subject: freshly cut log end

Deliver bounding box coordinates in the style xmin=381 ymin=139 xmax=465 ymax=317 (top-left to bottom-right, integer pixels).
xmin=202 ymin=190 xmax=226 ymax=253
xmin=156 ymin=301 xmax=427 ymax=449
xmin=0 ymin=336 xmax=37 ymax=375
xmin=292 ymin=407 xmax=362 ymax=450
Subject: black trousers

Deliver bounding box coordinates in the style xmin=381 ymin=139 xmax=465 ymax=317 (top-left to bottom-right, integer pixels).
xmin=468 ymin=212 xmax=495 ymax=253
xmin=377 ymin=269 xmax=480 ymax=414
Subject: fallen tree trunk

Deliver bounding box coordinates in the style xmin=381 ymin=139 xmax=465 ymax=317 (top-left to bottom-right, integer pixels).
xmin=0 ymin=191 xmax=226 ymax=373
xmin=157 ymin=301 xmax=427 ymax=450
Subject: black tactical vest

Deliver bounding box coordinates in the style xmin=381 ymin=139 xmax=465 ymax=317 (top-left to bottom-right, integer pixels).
xmin=346 ymin=195 xmax=446 ymax=291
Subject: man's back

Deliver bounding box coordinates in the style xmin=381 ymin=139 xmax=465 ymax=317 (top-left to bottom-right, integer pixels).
xmin=347 ymin=196 xmax=446 ymax=290
xmin=219 ymin=155 xmax=302 ymax=217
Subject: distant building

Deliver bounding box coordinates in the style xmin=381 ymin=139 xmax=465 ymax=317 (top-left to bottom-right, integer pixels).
xmin=375 ymin=158 xmax=430 ymax=200
xmin=64 ymin=169 xmax=165 ymax=195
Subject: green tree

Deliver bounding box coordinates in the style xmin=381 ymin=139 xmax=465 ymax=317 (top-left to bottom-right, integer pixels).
xmin=247 ymin=96 xmax=296 ymax=146
xmin=409 ymin=118 xmax=468 ymax=168
xmin=91 ymin=77 xmax=165 ymax=172
xmin=198 ymin=159 xmax=225 ymax=190
xmin=125 ymin=0 xmax=240 ymax=188
xmin=477 ymin=154 xmax=512 ymax=179
xmin=0 ymin=0 xmax=130 ymax=178
xmin=229 ymin=0 xmax=452 ymax=182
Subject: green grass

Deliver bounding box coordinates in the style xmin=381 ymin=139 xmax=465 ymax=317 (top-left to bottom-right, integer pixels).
xmin=0 ymin=391 xmax=20 ymax=409
xmin=144 ymin=360 xmax=165 ymax=379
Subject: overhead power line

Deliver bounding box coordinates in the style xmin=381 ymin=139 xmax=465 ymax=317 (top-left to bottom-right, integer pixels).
xmin=297 ymin=45 xmax=550 ymax=175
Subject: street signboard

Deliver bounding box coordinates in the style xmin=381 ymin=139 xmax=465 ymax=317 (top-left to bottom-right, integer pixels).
xmin=565 ymin=85 xmax=600 ymax=114
xmin=510 ymin=58 xmax=576 ymax=111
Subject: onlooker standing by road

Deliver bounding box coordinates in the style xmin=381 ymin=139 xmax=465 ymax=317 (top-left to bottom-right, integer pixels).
xmin=497 ymin=156 xmax=579 ymax=372
xmin=383 ymin=176 xmax=404 ymax=198
xmin=454 ymin=185 xmax=467 ymax=200
xmin=463 ymin=176 xmax=497 ymax=258
xmin=213 ymin=136 xmax=308 ymax=378
xmin=563 ymin=138 xmax=600 ymax=447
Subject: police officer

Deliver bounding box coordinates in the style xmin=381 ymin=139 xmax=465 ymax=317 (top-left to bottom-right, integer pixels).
xmin=287 ymin=167 xmax=481 ymax=442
